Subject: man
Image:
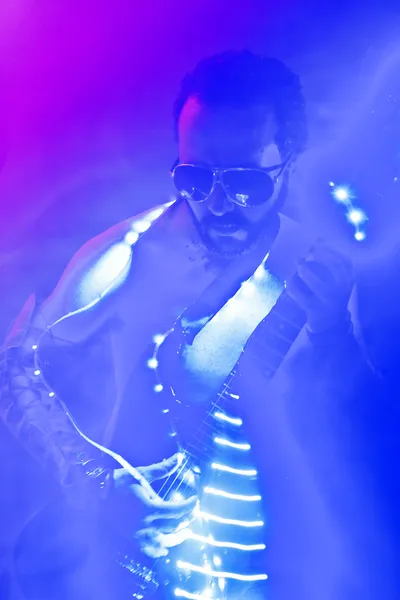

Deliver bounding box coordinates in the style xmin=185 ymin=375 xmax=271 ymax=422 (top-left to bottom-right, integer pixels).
xmin=0 ymin=51 xmax=378 ymax=600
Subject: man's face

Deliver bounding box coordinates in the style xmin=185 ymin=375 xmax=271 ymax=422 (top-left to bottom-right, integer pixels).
xmin=177 ymin=96 xmax=287 ymax=259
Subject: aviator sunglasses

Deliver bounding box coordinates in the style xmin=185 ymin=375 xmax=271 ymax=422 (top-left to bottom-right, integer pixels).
xmin=171 ymin=156 xmax=292 ymax=208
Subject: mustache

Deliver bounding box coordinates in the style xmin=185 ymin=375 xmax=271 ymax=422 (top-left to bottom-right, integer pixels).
xmin=202 ymin=215 xmax=248 ymax=229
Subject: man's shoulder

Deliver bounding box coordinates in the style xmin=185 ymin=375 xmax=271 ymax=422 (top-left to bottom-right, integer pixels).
xmin=51 ymin=202 xmax=174 ymax=315
xmin=83 ymin=203 xmax=171 ymax=253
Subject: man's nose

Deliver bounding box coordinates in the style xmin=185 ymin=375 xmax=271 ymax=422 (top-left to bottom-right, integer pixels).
xmin=206 ymin=183 xmax=235 ymax=216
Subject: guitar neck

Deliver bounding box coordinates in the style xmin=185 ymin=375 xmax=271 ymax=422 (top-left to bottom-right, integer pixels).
xmin=241 ymin=289 xmax=306 ymax=380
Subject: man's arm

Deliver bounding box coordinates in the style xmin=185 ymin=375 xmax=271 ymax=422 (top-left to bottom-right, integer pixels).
xmin=0 ymin=219 xmax=134 ymax=495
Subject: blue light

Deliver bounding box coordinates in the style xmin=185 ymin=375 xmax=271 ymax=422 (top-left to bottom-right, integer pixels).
xmin=211 ymin=463 xmax=257 ymax=476
xmin=176 ymin=560 xmax=268 ymax=582
xmin=124 ymin=230 xmax=139 ymax=245
xmin=153 ymin=333 xmax=166 ymax=345
xmin=188 ymin=532 xmax=266 ymax=551
xmin=347 ymin=208 xmax=366 ymax=225
xmin=132 ymin=220 xmax=152 ymax=233
xmin=147 ymin=358 xmax=158 ymax=369
xmin=354 ymin=231 xmax=366 ymax=241
xmin=214 ymin=411 xmax=242 ymax=426
xmin=214 ymin=437 xmax=250 ymax=450
xmin=198 ymin=511 xmax=264 ymax=527
xmin=204 ymin=487 xmax=261 ymax=501
xmin=332 ymin=186 xmax=351 ymax=203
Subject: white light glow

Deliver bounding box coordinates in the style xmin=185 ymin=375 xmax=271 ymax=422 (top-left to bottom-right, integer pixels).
xmin=347 ymin=208 xmax=366 ymax=225
xmin=34 ymin=369 xmax=41 ymax=376
xmin=214 ymin=437 xmax=250 ymax=450
xmin=174 ymin=590 xmax=213 ymax=600
xmin=240 ymin=281 xmax=256 ymax=296
xmin=32 ymin=344 xmax=38 ymax=350
xmin=214 ymin=412 xmax=242 ymax=426
xmin=171 ymin=492 xmax=185 ymax=503
xmin=153 ymin=333 xmax=166 ymax=346
xmin=49 ymin=392 xmax=55 ymax=397
xmin=124 ymin=230 xmax=139 ymax=245
xmin=188 ymin=532 xmax=266 ymax=551
xmin=213 ymin=555 xmax=222 ymax=567
xmin=229 ymin=393 xmax=240 ymax=400
xmin=253 ymin=264 xmax=266 ymax=281
xmin=355 ymin=231 xmax=366 ymax=241
xmin=147 ymin=358 xmax=158 ymax=369
xmin=176 ymin=561 xmax=268 ymax=582
xmin=132 ymin=220 xmax=152 ymax=233
xmin=154 ymin=384 xmax=163 ymax=392
xmin=211 ymin=463 xmax=257 ymax=476
xmin=199 ymin=511 xmax=263 ymax=527
xmin=146 ymin=207 xmax=166 ymax=221
xmin=333 ymin=186 xmax=350 ymax=203
xmin=329 ymin=181 xmax=335 ymax=187
xmin=204 ymin=487 xmax=261 ymax=501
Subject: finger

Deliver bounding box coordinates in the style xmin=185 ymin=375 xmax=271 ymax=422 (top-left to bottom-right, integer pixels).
xmin=286 ymin=273 xmax=316 ymax=311
xmin=137 ymin=452 xmax=185 ymax=484
xmin=135 ymin=528 xmax=168 ymax=558
xmin=159 ymin=528 xmax=191 ymax=548
xmin=296 ymin=263 xmax=335 ymax=305
xmin=151 ymin=493 xmax=198 ymax=515
xmin=307 ymin=245 xmax=354 ymax=283
xmin=145 ymin=515 xmax=194 ymax=534
xmin=144 ymin=500 xmax=198 ymax=529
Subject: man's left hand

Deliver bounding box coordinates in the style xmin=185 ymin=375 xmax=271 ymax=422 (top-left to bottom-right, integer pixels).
xmin=286 ymin=242 xmax=354 ymax=334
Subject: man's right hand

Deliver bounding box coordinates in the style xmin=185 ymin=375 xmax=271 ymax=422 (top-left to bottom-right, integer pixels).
xmin=112 ymin=453 xmax=198 ymax=558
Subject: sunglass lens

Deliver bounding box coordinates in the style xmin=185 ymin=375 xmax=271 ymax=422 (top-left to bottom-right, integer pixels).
xmin=172 ymin=165 xmax=214 ymax=202
xmin=223 ymin=170 xmax=275 ymax=207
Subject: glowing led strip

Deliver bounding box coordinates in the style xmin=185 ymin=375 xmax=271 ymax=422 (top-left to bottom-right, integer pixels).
xmin=211 ymin=463 xmax=257 ymax=476
xmin=204 ymin=487 xmax=261 ymax=501
xmin=188 ymin=532 xmax=265 ymax=551
xmin=177 ymin=561 xmax=268 ymax=582
xmin=214 ymin=437 xmax=250 ymax=450
xmin=174 ymin=590 xmax=212 ymax=599
xmin=214 ymin=411 xmax=242 ymax=426
xmin=199 ymin=511 xmax=263 ymax=527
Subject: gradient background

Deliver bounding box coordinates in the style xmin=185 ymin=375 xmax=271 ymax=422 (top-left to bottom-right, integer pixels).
xmin=0 ymin=1 xmax=400 ymax=596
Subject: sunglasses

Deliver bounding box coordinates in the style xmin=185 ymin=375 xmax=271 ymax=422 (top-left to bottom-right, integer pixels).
xmin=171 ymin=157 xmax=291 ymax=208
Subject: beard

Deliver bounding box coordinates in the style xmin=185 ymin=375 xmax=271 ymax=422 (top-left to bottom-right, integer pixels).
xmin=194 ymin=211 xmax=280 ymax=261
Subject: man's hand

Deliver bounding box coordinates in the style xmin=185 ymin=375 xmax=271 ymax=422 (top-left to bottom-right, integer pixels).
xmin=112 ymin=453 xmax=198 ymax=558
xmin=286 ymin=242 xmax=354 ymax=334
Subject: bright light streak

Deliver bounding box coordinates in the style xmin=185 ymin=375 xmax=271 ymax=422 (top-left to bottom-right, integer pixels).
xmin=198 ymin=511 xmax=263 ymax=527
xmin=176 ymin=561 xmax=268 ymax=582
xmin=187 ymin=532 xmax=266 ymax=551
xmin=214 ymin=412 xmax=242 ymax=426
xmin=174 ymin=590 xmax=213 ymax=599
xmin=214 ymin=437 xmax=250 ymax=450
xmin=211 ymin=463 xmax=257 ymax=476
xmin=204 ymin=487 xmax=261 ymax=501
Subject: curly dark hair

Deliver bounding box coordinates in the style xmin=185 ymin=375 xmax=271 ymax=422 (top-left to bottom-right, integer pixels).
xmin=173 ymin=50 xmax=308 ymax=160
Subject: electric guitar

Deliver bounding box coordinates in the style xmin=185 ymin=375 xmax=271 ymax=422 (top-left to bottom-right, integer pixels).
xmin=14 ymin=274 xmax=306 ymax=600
